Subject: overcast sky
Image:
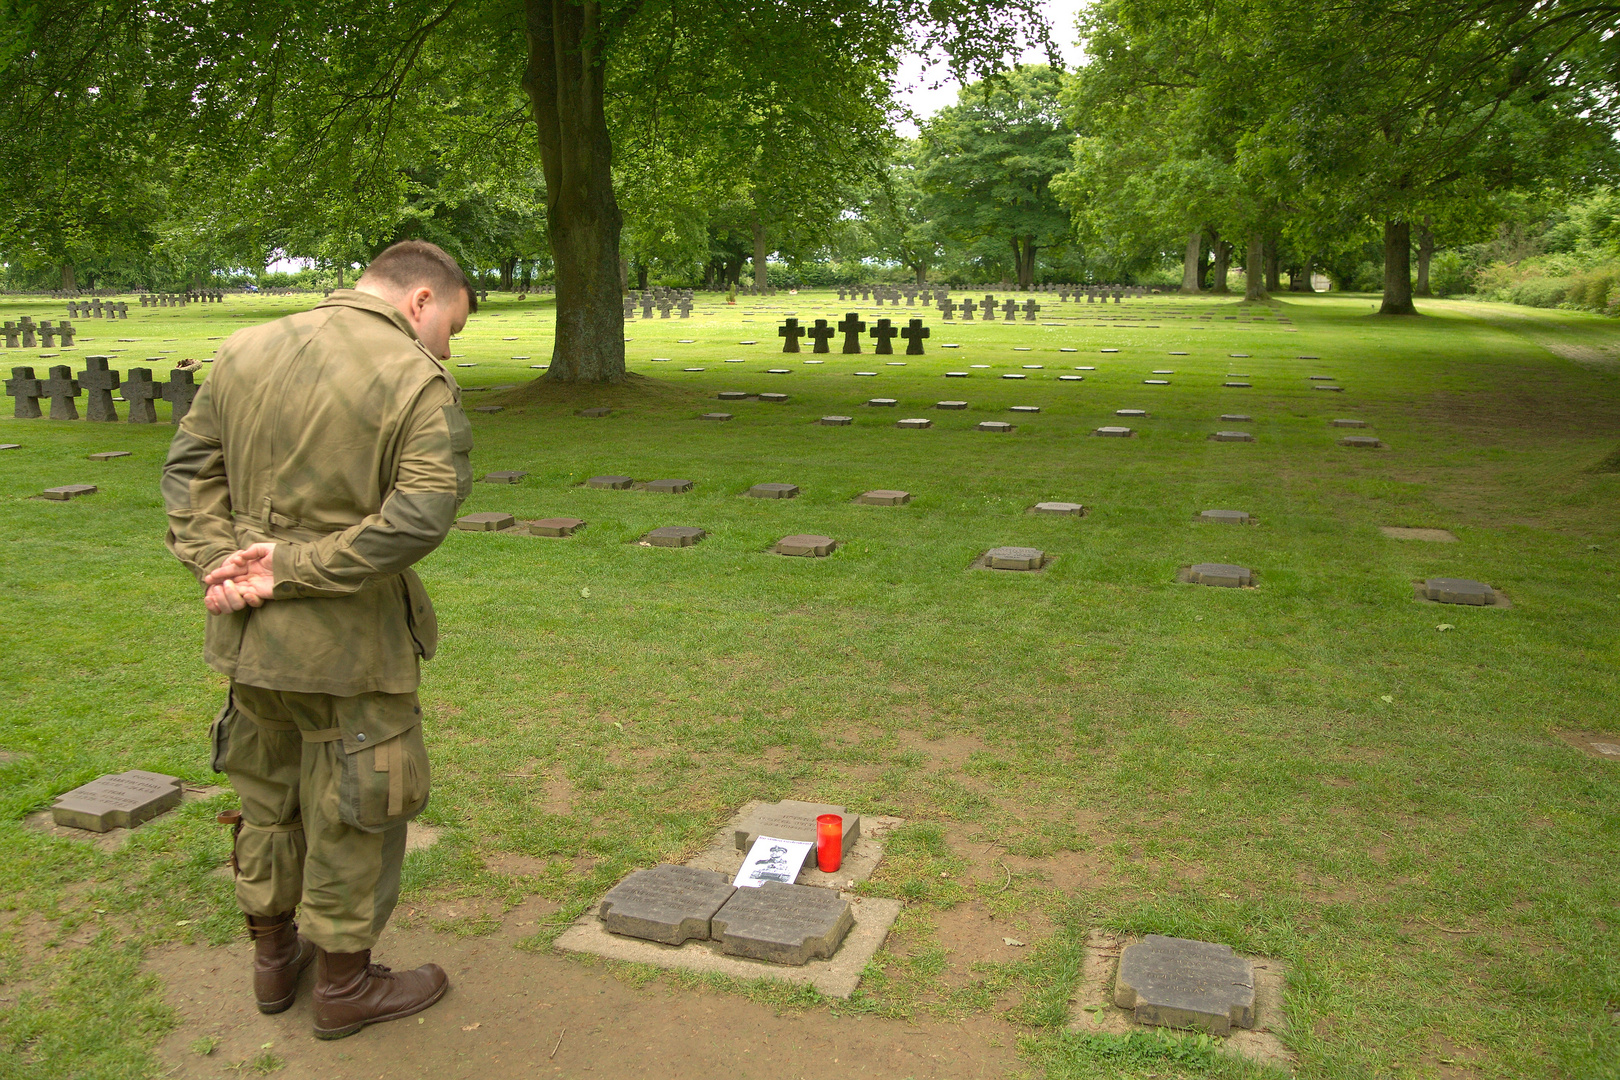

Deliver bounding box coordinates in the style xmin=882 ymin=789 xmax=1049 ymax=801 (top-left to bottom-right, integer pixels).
xmin=892 ymin=0 xmax=1087 ymax=136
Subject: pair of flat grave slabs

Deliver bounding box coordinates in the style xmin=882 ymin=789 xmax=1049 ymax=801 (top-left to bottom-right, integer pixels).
xmin=597 ymin=800 xmax=862 ymax=966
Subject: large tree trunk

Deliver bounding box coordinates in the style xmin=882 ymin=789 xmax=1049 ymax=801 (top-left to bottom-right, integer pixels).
xmin=751 ymin=209 xmax=768 ymax=290
xmin=1179 ymin=229 xmax=1201 ymax=293
xmin=1212 ymin=240 xmax=1231 ymax=293
xmin=1415 ymin=217 xmax=1434 ymax=296
xmin=913 ymin=263 xmax=927 ymax=285
xmin=61 ymin=263 xmax=76 ymax=291
xmin=1010 ymin=236 xmax=1036 ymax=288
xmin=1380 ymin=219 xmax=1417 ymax=315
xmin=1244 ymin=233 xmax=1267 ymax=301
xmin=500 ymin=257 xmax=517 ymax=290
xmin=523 ymin=0 xmax=625 ymax=382
xmin=1263 ymin=238 xmax=1281 ymax=292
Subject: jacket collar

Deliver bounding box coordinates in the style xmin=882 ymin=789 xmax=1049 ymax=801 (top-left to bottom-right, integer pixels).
xmin=317 ymin=289 xmax=421 ymax=343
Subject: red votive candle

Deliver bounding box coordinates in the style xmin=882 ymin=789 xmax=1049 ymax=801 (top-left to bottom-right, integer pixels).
xmin=816 ymin=814 xmax=843 ymax=873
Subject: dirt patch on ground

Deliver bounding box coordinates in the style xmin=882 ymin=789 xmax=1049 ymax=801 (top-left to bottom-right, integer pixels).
xmin=1379 ymin=526 xmax=1458 ymax=542
xmin=493 ymin=372 xmax=707 ymax=412
xmin=1553 ymin=730 xmax=1620 ymax=761
xmin=146 ymin=895 xmax=1023 ymax=1080
xmin=899 ymin=733 xmax=989 ymax=771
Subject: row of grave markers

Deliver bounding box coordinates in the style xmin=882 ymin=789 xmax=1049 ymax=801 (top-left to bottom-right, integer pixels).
xmin=5 ymin=360 xmax=198 ymax=423
xmin=4 ymin=318 xmax=77 ymax=347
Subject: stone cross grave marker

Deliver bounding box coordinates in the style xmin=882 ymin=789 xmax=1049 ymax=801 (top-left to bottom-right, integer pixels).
xmin=58 ymin=319 xmax=78 ymax=345
xmin=598 ymin=864 xmax=736 ymax=945
xmin=901 ymin=320 xmax=929 ymax=355
xmin=678 ymin=299 xmax=692 ymax=318
xmin=79 ymin=357 xmax=120 ymax=422
xmin=43 ymin=365 xmax=80 ymax=420
xmin=52 ymin=770 xmax=182 ymax=832
xmin=938 ymin=300 xmax=955 ymax=320
xmin=778 ymin=318 xmax=804 ymax=353
xmin=870 ymin=318 xmax=898 ymax=355
xmin=39 ymin=321 xmax=58 ymax=348
xmin=19 ymin=317 xmax=37 ymax=348
xmin=710 ymin=881 xmax=854 ymax=966
xmin=838 ymin=313 xmax=866 ymax=354
xmin=162 ymin=369 xmax=199 ymax=425
xmin=960 ymin=298 xmax=976 ymax=321
xmin=1 ymin=322 xmax=19 ymax=348
xmin=6 ymin=366 xmax=43 ymax=418
xmin=622 ymin=297 xmax=636 ymax=320
xmin=1023 ymin=299 xmax=1040 ymax=321
xmin=122 ymin=369 xmax=160 ymax=423
xmin=641 ymin=297 xmax=654 ymax=319
xmin=806 ymin=319 xmax=835 ymax=354
xmin=1114 ymin=935 xmax=1256 ymax=1036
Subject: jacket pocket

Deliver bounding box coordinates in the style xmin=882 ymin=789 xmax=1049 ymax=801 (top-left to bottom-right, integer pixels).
xmin=443 ymin=403 xmax=473 ymax=500
xmin=337 ymin=723 xmax=430 ymax=833
xmin=401 ymin=568 xmax=438 ymax=660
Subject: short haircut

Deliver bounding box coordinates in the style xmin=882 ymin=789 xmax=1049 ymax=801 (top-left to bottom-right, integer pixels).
xmin=359 ymin=240 xmax=478 ymax=313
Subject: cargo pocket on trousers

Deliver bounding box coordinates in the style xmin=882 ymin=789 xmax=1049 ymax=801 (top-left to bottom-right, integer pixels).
xmin=337 ymin=723 xmax=431 ymax=833
xmin=209 ymin=694 xmax=239 ymax=774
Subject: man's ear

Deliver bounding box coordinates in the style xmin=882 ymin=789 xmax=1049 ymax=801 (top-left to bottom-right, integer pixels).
xmin=408 ymin=286 xmax=435 ymax=317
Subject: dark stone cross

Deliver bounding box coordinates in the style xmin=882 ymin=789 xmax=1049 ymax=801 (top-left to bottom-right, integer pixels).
xmin=806 ymin=319 xmax=835 ymax=354
xmin=961 ymin=298 xmax=976 ymax=321
xmin=837 ymin=287 xmax=847 ymax=301
xmin=39 ymin=322 xmax=57 ymax=348
xmin=838 ymin=312 xmax=866 ymax=354
xmin=43 ymin=365 xmax=81 ymax=420
xmin=1023 ymin=299 xmax=1040 ymax=321
xmin=91 ymin=299 xmax=104 ymax=318
xmin=123 ymin=368 xmax=160 ymax=423
xmin=19 ymin=317 xmax=37 ymax=348
xmin=657 ymin=300 xmax=672 ymax=319
xmin=59 ymin=321 xmax=75 ymax=346
xmin=163 ymin=369 xmax=199 ymax=425
xmin=622 ymin=297 xmax=635 ymax=319
xmin=6 ymin=366 xmax=44 ymax=418
xmin=641 ymin=297 xmax=654 ymax=319
xmin=1 ymin=322 xmax=17 ymax=348
xmin=938 ymin=299 xmax=955 ymax=320
xmin=778 ymin=318 xmax=805 ymax=353
xmin=901 ymin=319 xmax=930 ymax=355
xmin=1001 ymin=299 xmax=1017 ymax=321
xmin=113 ymin=302 xmax=127 ymax=319
xmin=79 ymin=356 xmax=120 ymax=421
xmin=870 ymin=318 xmax=898 ymax=354
xmin=677 ymin=299 xmax=692 ymax=318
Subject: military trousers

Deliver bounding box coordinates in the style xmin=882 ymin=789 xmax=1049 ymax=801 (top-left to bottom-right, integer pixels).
xmin=213 ymin=682 xmax=431 ymax=953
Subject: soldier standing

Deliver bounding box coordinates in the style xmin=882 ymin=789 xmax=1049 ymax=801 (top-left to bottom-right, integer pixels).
xmin=162 ymin=240 xmax=475 ymax=1039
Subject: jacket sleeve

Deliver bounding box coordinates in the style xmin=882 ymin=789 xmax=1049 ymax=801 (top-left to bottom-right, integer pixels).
xmin=162 ymin=378 xmax=238 ymax=582
xmin=269 ymin=378 xmax=471 ymax=599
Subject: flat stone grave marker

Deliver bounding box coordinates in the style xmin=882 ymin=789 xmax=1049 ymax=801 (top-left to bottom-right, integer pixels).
xmin=52 ymin=770 xmax=182 ymax=832
xmin=1033 ymin=502 xmax=1084 ymax=516
xmin=42 ymin=484 xmax=96 ymax=500
xmin=818 ymin=416 xmax=852 ymax=426
xmin=1182 ymin=563 xmax=1252 ymax=587
xmin=1315 ymin=385 xmax=1344 ymax=392
xmin=856 ymin=490 xmax=911 ymax=505
xmin=711 ymin=881 xmax=854 ymax=966
xmin=717 ymin=391 xmax=750 ymax=401
xmin=1095 ymin=426 xmax=1133 ymax=437
xmin=1209 ymin=431 xmax=1254 ymax=442
xmin=480 ymin=470 xmax=528 ymax=484
xmin=944 ymin=371 xmax=969 ymax=378
xmin=767 ymin=368 xmax=792 ymax=374
xmin=1077 ymin=365 xmax=1096 ymax=370
xmin=1309 ymin=375 xmax=1335 ymax=380
xmin=1379 ymin=526 xmax=1456 ymax=542
xmin=455 ymin=512 xmax=516 ymax=532
xmin=774 ymin=534 xmax=836 ymax=557
xmin=733 ymin=800 xmax=859 ymax=856
xmin=1198 ymin=510 xmax=1252 ymax=524
xmin=758 ymin=392 xmax=788 ymax=403
xmin=598 ymin=864 xmax=736 ymax=945
xmin=578 ymin=407 xmax=612 ymax=417
xmin=1060 ymin=347 xmax=1077 ymax=353
xmin=935 ymin=401 xmax=968 ymax=410
xmin=1009 ymin=406 xmax=1040 ymax=414
xmin=1169 ymin=351 xmax=1188 ymax=356
xmin=1021 ymin=363 xmax=1042 ymax=369
xmin=88 ymin=451 xmax=131 ymax=461
xmin=853 ymin=371 xmax=877 ymax=377
xmin=1100 ymin=348 xmax=1119 ymax=353
xmin=1115 ymin=935 xmax=1256 ymax=1036
xmin=1152 ymin=370 xmax=1174 ymax=374
xmin=970 ymin=364 xmax=989 ymax=368
xmin=896 ymin=418 xmax=932 ymax=429
xmin=1220 ymin=414 xmax=1251 ymax=422
xmin=526 ymin=517 xmax=585 ymax=537
xmin=749 ymin=482 xmax=799 ymax=499
xmin=1223 ymin=381 xmax=1252 ymax=388
xmin=867 ymin=397 xmax=897 ymax=407
xmin=1144 ymin=379 xmax=1169 ymax=385
xmin=700 ymin=412 xmax=733 ymax=421
xmin=587 ymin=475 xmax=633 ymax=490
xmin=1058 ymin=374 xmax=1084 ymax=381
xmin=1420 ymin=577 xmax=1497 ymax=605
xmin=1340 ymin=436 xmax=1382 ymax=448
xmin=885 ymin=361 xmax=906 ymax=366
xmin=644 ymin=526 xmax=705 ymax=547
xmin=683 ymin=367 xmax=704 ymax=372
xmin=473 ymin=405 xmax=503 ymax=414
xmin=1228 ymin=353 xmax=1250 ymax=358
xmin=1331 ymin=419 xmax=1366 ymax=428
xmin=645 ymin=478 xmax=694 ymax=493
xmin=1001 ymin=373 xmax=1026 ymax=380
xmin=983 ymin=546 xmax=1045 ymax=570
xmin=0 ymin=444 xmax=18 ymax=451
xmin=978 ymin=420 xmax=1014 ymax=432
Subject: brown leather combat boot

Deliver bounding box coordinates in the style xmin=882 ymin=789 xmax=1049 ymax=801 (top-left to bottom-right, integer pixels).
xmin=312 ymin=948 xmax=449 ymax=1040
xmin=246 ymin=913 xmax=316 ymax=1014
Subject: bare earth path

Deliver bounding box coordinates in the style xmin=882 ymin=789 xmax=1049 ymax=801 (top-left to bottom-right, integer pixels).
xmin=146 ymin=896 xmax=1024 ymax=1080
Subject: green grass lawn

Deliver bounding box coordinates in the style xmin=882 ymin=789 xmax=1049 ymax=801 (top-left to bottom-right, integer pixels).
xmin=1 ymin=288 xmax=1617 ymax=1079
